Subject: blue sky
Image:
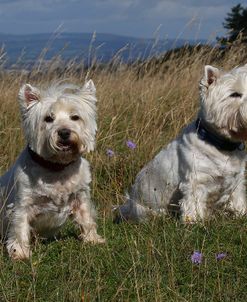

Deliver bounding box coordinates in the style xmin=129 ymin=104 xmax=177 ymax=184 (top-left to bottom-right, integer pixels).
xmin=0 ymin=0 xmax=244 ymax=39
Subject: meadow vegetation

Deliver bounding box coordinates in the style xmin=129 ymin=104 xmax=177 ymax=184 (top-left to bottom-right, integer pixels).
xmin=1 ymin=42 xmax=247 ymax=301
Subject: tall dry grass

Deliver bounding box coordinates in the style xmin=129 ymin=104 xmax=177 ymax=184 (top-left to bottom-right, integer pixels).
xmin=0 ymin=42 xmax=247 ymax=215
xmin=1 ymin=40 xmax=247 ymax=302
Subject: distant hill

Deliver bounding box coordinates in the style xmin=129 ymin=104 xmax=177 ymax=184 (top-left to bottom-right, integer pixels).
xmin=0 ymin=32 xmax=205 ymax=69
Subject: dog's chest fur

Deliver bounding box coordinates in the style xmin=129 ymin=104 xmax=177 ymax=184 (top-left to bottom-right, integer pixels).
xmin=182 ymin=131 xmax=245 ymax=206
xmin=29 ymin=176 xmax=79 ymax=233
xmin=188 ymin=151 xmax=244 ymax=206
xmin=1 ymin=151 xmax=91 ymax=236
xmin=25 ymin=159 xmax=90 ymax=234
xmin=33 ymin=172 xmax=83 ymax=205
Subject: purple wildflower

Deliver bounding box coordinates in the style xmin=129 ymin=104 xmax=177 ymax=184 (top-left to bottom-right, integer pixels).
xmin=216 ymin=253 xmax=227 ymax=261
xmin=106 ymin=149 xmax=115 ymax=157
xmin=126 ymin=140 xmax=136 ymax=149
xmin=191 ymin=251 xmax=203 ymax=264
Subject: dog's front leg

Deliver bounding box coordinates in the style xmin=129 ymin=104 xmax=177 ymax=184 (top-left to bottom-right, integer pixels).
xmin=179 ymin=182 xmax=208 ymax=223
xmin=71 ymin=191 xmax=105 ymax=244
xmin=228 ymin=182 xmax=247 ymax=215
xmin=7 ymin=206 xmax=31 ymax=260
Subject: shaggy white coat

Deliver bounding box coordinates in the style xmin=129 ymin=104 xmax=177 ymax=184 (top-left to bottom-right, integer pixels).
xmin=0 ymin=80 xmax=105 ymax=260
xmin=117 ymin=65 xmax=247 ymax=222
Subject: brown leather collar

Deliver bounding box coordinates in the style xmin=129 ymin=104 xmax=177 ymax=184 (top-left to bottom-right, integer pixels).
xmin=28 ymin=146 xmax=75 ymax=172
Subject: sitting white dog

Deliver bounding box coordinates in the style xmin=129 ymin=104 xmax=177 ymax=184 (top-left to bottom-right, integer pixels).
xmin=0 ymin=80 xmax=105 ymax=260
xmin=116 ymin=65 xmax=247 ymax=222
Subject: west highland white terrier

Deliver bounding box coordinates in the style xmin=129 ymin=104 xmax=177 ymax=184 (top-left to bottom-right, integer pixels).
xmin=0 ymin=80 xmax=105 ymax=260
xmin=116 ymin=64 xmax=247 ymax=223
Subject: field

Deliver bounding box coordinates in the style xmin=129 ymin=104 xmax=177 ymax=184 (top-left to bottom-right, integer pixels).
xmin=1 ymin=43 xmax=247 ymax=301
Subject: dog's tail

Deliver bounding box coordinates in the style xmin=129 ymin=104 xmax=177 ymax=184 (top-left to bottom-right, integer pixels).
xmin=112 ymin=193 xmax=148 ymax=223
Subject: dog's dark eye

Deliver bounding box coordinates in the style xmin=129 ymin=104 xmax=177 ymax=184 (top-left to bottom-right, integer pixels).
xmin=44 ymin=116 xmax=54 ymax=123
xmin=230 ymin=92 xmax=242 ymax=98
xmin=70 ymin=115 xmax=80 ymax=121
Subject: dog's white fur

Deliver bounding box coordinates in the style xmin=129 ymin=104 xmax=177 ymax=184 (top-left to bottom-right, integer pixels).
xmin=0 ymin=80 xmax=105 ymax=260
xmin=117 ymin=64 xmax=247 ymax=222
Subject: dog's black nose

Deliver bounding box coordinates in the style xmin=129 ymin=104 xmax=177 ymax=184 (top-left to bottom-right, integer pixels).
xmin=58 ymin=128 xmax=71 ymax=140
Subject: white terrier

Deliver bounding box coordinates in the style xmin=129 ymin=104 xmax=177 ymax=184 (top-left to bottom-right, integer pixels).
xmin=116 ymin=64 xmax=247 ymax=222
xmin=0 ymin=80 xmax=105 ymax=260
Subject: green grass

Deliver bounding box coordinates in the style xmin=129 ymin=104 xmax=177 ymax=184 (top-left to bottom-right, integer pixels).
xmin=1 ymin=217 xmax=247 ymax=301
xmin=1 ymin=43 xmax=247 ymax=301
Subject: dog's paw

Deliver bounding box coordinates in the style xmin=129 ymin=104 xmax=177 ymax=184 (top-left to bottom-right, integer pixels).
xmin=181 ymin=215 xmax=197 ymax=224
xmin=79 ymin=231 xmax=106 ymax=244
xmin=7 ymin=241 xmax=31 ymax=260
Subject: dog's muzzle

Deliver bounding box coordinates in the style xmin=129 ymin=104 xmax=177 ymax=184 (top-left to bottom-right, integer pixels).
xmin=56 ymin=128 xmax=80 ymax=153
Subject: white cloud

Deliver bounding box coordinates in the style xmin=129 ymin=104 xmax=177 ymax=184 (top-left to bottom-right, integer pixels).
xmin=0 ymin=0 xmax=242 ymax=38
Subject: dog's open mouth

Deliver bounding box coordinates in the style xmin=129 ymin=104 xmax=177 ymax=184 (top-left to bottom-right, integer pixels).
xmin=57 ymin=141 xmax=76 ymax=152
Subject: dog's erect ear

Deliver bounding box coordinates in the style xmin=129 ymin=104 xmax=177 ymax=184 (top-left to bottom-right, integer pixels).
xmin=204 ymin=65 xmax=220 ymax=86
xmin=82 ymin=79 xmax=96 ymax=95
xmin=19 ymin=84 xmax=40 ymax=107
